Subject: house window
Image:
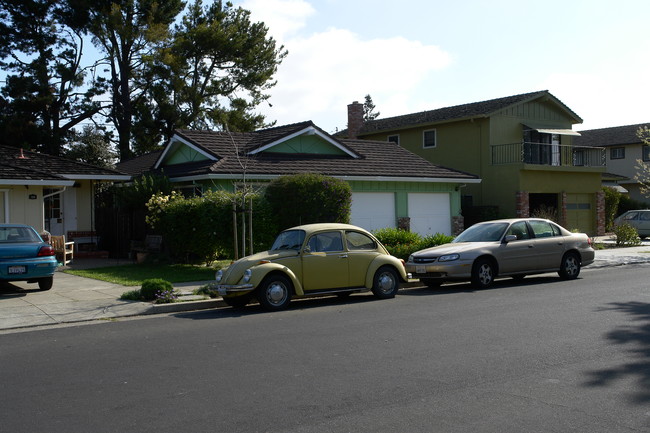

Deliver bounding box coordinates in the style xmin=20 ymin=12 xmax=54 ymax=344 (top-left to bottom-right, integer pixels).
xmin=423 ymin=129 xmax=436 ymax=148
xmin=643 ymin=145 xmax=650 ymax=162
xmin=387 ymin=134 xmax=400 ymax=145
xmin=610 ymin=147 xmax=625 ymax=159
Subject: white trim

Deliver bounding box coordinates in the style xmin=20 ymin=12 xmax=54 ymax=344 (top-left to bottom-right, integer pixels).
xmin=63 ymin=175 xmax=131 ymax=181
xmin=0 ymin=179 xmax=75 ymax=186
xmin=170 ymin=173 xmax=482 ymax=184
xmin=156 ymin=134 xmax=218 ymax=169
xmin=248 ymin=126 xmax=359 ymax=158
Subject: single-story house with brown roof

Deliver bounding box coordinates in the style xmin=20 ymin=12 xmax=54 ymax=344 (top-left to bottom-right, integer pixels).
xmin=0 ymin=145 xmax=130 ymax=243
xmin=118 ymin=121 xmax=481 ymax=236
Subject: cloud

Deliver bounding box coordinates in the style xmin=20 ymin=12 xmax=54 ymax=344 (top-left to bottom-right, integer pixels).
xmin=238 ymin=0 xmax=452 ymax=132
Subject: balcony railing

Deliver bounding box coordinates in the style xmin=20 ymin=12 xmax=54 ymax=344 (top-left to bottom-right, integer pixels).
xmin=491 ymin=142 xmax=605 ymax=167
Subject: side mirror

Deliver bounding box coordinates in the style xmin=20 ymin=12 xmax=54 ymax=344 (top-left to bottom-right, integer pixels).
xmin=303 ymin=246 xmax=311 ymax=254
xmin=504 ymin=234 xmax=517 ymax=243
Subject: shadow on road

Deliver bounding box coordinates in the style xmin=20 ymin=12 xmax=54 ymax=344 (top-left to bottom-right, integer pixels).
xmin=584 ymin=301 xmax=650 ymax=404
xmin=400 ymin=275 xmax=572 ymax=296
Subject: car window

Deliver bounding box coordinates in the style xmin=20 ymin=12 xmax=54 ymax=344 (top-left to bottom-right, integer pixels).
xmin=307 ymin=231 xmax=344 ymax=252
xmin=529 ymin=220 xmax=556 ymax=238
xmin=505 ymin=221 xmax=530 ymax=240
xmin=346 ymin=231 xmax=377 ymax=250
xmin=271 ymin=230 xmax=306 ymax=251
xmin=640 ymin=212 xmax=650 ymax=221
xmin=453 ymin=222 xmax=509 ymax=242
xmin=623 ymin=212 xmax=639 ymax=221
xmin=0 ymin=226 xmax=41 ymax=243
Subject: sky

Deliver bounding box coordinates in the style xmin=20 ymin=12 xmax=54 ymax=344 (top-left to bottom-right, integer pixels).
xmin=235 ymin=0 xmax=650 ymax=134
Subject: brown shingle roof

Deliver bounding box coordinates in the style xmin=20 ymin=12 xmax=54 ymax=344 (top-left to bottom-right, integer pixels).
xmin=147 ymin=122 xmax=478 ymax=181
xmin=0 ymin=145 xmax=129 ymax=181
xmin=337 ymin=90 xmax=582 ymax=136
xmin=574 ymin=123 xmax=650 ymax=147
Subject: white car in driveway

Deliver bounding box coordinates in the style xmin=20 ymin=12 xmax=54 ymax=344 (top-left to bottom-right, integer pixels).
xmin=406 ymin=218 xmax=595 ymax=289
xmin=614 ymin=210 xmax=650 ymax=239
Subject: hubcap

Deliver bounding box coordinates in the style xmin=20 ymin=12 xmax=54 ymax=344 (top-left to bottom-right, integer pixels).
xmin=478 ymin=264 xmax=492 ymax=285
xmin=377 ymin=272 xmax=396 ymax=294
xmin=266 ymin=282 xmax=288 ymax=305
xmin=565 ymin=257 xmax=578 ymax=276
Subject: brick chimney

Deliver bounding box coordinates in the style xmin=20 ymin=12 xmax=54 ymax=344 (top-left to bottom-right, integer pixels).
xmin=347 ymin=101 xmax=364 ymax=139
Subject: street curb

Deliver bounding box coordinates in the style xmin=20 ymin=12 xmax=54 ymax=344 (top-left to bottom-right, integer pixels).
xmin=150 ymin=298 xmax=225 ymax=314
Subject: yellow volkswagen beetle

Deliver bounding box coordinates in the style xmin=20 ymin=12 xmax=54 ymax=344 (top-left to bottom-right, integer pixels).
xmin=215 ymin=223 xmax=407 ymax=311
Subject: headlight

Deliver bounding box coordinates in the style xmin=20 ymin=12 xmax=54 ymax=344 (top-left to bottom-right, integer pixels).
xmin=215 ymin=269 xmax=223 ymax=283
xmin=407 ymin=255 xmax=414 ymax=263
xmin=438 ymin=254 xmax=460 ymax=262
xmin=242 ymin=269 xmax=252 ymax=283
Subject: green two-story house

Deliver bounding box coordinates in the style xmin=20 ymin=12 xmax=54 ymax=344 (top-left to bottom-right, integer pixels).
xmin=342 ymin=90 xmax=606 ymax=235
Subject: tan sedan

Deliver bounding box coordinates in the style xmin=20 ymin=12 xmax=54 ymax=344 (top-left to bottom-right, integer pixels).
xmin=406 ymin=218 xmax=595 ymax=289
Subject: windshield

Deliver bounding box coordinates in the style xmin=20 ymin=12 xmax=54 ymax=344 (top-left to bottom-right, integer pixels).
xmin=271 ymin=230 xmax=306 ymax=251
xmin=453 ymin=222 xmax=509 ymax=243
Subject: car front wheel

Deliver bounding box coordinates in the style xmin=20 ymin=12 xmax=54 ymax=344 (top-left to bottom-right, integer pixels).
xmin=38 ymin=276 xmax=53 ymax=291
xmin=256 ymin=275 xmax=292 ymax=311
xmin=371 ymin=267 xmax=400 ymax=299
xmin=558 ymin=252 xmax=581 ymax=280
xmin=471 ymin=258 xmax=495 ymax=289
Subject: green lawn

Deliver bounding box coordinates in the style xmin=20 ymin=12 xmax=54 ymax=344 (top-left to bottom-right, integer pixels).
xmin=64 ymin=262 xmax=230 ymax=286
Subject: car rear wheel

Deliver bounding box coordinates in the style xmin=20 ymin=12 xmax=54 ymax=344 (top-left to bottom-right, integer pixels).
xmin=38 ymin=276 xmax=53 ymax=291
xmin=471 ymin=258 xmax=495 ymax=289
xmin=558 ymin=252 xmax=580 ymax=280
xmin=371 ymin=266 xmax=400 ymax=299
xmin=256 ymin=275 xmax=292 ymax=311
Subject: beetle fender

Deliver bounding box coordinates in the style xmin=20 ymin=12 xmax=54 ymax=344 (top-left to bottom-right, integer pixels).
xmin=364 ymin=255 xmax=408 ymax=288
xmin=247 ymin=263 xmax=305 ymax=296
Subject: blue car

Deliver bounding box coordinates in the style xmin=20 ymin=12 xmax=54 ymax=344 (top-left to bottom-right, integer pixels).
xmin=0 ymin=224 xmax=58 ymax=290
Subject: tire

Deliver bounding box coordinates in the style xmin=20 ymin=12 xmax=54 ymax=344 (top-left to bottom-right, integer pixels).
xmin=471 ymin=258 xmax=496 ymax=289
xmin=256 ymin=274 xmax=292 ymax=311
xmin=223 ymin=294 xmax=252 ymax=309
xmin=371 ymin=267 xmax=400 ymax=299
xmin=38 ymin=276 xmax=53 ymax=291
xmin=558 ymin=252 xmax=581 ymax=280
xmin=421 ymin=278 xmax=442 ymax=289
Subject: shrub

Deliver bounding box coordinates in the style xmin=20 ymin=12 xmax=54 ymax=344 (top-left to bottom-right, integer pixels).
xmin=154 ymin=287 xmax=178 ymax=304
xmin=140 ymin=278 xmax=174 ymax=301
xmin=613 ymin=223 xmax=641 ymax=246
xmin=265 ymin=173 xmax=352 ymax=229
xmin=373 ymin=228 xmax=454 ymax=260
xmin=618 ymin=195 xmax=649 ymax=215
xmin=120 ymin=289 xmax=142 ymax=301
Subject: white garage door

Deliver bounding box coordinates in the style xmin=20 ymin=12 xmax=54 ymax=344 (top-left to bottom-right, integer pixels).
xmin=350 ymin=192 xmax=395 ymax=232
xmin=408 ymin=193 xmax=451 ymax=236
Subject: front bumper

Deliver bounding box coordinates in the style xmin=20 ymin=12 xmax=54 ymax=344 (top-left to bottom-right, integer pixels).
xmin=215 ymin=283 xmax=254 ymax=296
xmin=406 ymin=261 xmax=473 ymax=280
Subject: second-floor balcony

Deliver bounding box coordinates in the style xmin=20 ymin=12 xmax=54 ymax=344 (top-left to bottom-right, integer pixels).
xmin=491 ymin=142 xmax=605 ymax=167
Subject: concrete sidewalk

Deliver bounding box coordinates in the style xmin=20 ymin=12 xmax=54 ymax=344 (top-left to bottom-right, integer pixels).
xmin=1 ymin=240 xmax=650 ymax=332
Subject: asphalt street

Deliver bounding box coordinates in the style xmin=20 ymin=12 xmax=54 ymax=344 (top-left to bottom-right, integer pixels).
xmin=1 ymin=264 xmax=649 ymax=432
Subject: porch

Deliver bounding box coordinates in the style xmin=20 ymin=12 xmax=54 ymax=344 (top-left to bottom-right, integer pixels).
xmin=491 ymin=142 xmax=605 ymax=167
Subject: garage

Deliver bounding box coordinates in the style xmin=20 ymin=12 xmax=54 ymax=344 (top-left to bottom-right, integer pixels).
xmin=350 ymin=192 xmax=396 ymax=232
xmin=565 ymin=193 xmax=594 ymax=235
xmin=408 ymin=193 xmax=451 ymax=236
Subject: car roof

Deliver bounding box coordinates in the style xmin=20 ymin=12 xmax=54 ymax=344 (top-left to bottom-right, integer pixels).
xmin=473 ymin=218 xmax=554 ymax=224
xmin=0 ymin=223 xmax=34 ymax=228
xmin=285 ymin=223 xmax=372 ymax=234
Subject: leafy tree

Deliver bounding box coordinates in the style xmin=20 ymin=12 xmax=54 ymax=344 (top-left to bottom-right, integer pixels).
xmin=0 ymin=0 xmax=106 ymax=156
xmin=134 ymin=0 xmax=287 ymax=149
xmin=634 ymin=125 xmax=650 ymax=198
xmin=602 ymin=186 xmax=621 ymax=231
xmin=363 ymin=94 xmax=380 ymax=121
xmin=64 ymin=125 xmax=118 ymax=168
xmin=75 ymin=0 xmax=185 ymax=161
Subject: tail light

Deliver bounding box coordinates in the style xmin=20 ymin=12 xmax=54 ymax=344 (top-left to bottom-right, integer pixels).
xmin=38 ymin=245 xmax=55 ymax=257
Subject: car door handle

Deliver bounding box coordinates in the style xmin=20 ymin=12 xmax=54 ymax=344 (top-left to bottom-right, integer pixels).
xmin=339 ymin=254 xmax=348 ymax=258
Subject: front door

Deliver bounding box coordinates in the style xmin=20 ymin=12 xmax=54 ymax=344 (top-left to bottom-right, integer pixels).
xmin=43 ymin=188 xmax=63 ymax=235
xmin=301 ymin=231 xmax=349 ymax=291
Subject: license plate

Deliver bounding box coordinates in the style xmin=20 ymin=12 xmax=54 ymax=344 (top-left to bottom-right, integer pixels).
xmin=416 ymin=266 xmax=426 ymax=274
xmin=217 ymin=286 xmax=228 ymax=296
xmin=8 ymin=265 xmax=26 ymax=275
